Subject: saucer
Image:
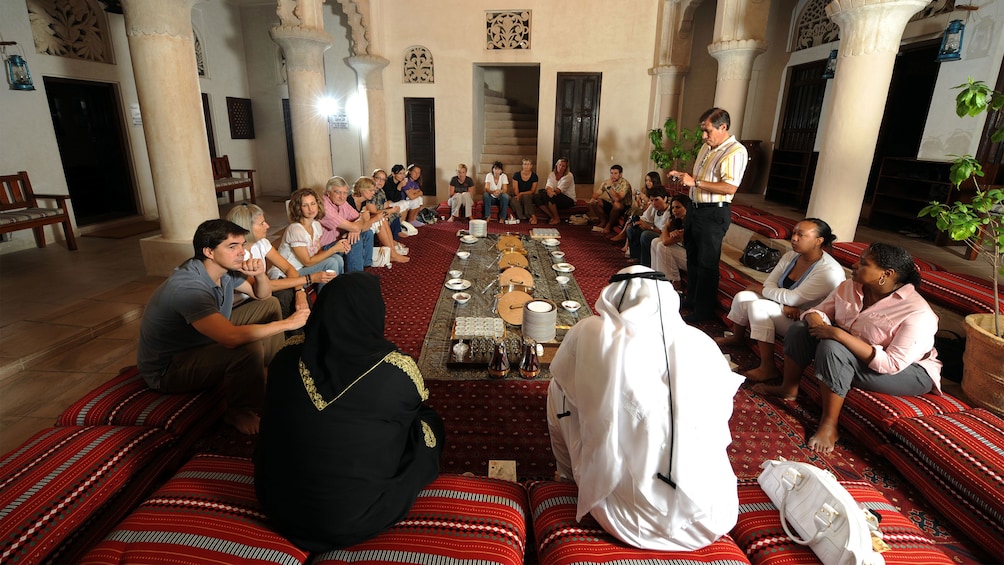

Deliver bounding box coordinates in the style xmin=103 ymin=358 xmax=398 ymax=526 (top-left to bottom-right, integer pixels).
xmin=561 ymin=300 xmax=581 ymax=312
xmin=551 ymin=262 xmax=575 ymax=273
xmin=460 ymin=235 xmax=478 ymax=244
xmin=550 ymin=251 xmax=565 ymax=259
xmin=445 ymin=278 xmax=472 ymax=291
xmin=541 ymin=238 xmax=560 ymax=247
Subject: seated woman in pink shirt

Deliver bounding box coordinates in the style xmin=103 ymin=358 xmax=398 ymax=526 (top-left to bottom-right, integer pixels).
xmin=754 ymin=243 xmax=942 ymax=454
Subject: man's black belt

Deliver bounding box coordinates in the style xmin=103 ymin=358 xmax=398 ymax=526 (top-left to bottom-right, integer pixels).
xmin=692 ymin=201 xmax=730 ymax=208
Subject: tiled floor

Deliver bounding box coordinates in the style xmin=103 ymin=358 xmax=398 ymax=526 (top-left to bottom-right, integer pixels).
xmin=0 ymin=191 xmax=988 ymax=454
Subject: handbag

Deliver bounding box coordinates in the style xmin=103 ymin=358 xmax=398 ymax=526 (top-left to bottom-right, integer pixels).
xmin=758 ymin=459 xmax=886 ymax=565
xmin=740 ymin=240 xmax=782 ymax=272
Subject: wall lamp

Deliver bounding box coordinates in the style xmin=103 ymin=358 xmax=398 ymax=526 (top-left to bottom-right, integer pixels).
xmin=937 ymin=5 xmax=979 ymax=62
xmin=821 ymin=50 xmax=838 ymax=80
xmin=1 ymin=41 xmax=35 ymax=91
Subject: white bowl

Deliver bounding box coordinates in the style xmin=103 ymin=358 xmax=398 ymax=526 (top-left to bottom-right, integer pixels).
xmin=453 ymin=292 xmax=471 ymax=304
xmin=551 ymin=251 xmax=565 ymax=259
xmin=542 ymin=238 xmax=560 ymax=247
xmin=448 ymin=269 xmax=463 ymax=278
xmin=555 ymin=275 xmax=570 ymax=285
xmin=561 ymin=300 xmax=581 ymax=312
xmin=456 ymin=251 xmax=471 ymax=260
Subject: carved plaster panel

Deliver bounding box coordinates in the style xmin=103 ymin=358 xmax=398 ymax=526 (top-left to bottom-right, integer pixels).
xmin=193 ymin=25 xmax=206 ymax=77
xmin=486 ymin=10 xmax=531 ymax=50
xmin=27 ymin=0 xmax=113 ymax=63
xmin=792 ymin=0 xmax=840 ymax=51
xmin=403 ymin=46 xmax=433 ymax=83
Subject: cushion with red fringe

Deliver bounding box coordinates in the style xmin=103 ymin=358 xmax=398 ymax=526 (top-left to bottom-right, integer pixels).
xmin=527 ymin=480 xmax=750 ymax=564
xmin=919 ymin=271 xmax=1004 ymax=316
xmin=831 ymin=242 xmax=941 ymax=272
xmin=732 ymin=478 xmax=954 ymax=564
xmin=731 ymin=214 xmax=797 ymax=240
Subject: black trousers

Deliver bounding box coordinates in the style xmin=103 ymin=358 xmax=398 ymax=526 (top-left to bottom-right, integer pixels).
xmin=683 ymin=204 xmax=731 ymax=318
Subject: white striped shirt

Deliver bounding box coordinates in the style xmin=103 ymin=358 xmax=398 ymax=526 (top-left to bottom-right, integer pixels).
xmin=690 ymin=136 xmax=748 ymax=204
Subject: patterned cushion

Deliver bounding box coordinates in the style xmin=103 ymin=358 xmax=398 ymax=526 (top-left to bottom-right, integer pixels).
xmin=797 ymin=384 xmax=971 ymax=453
xmin=730 ymin=214 xmax=797 ymax=240
xmin=527 ymin=480 xmax=751 ymax=564
xmin=730 ymin=204 xmax=767 ymax=219
xmin=718 ymin=263 xmax=755 ymax=314
xmin=919 ymin=271 xmax=1004 ymax=316
xmin=213 ymin=177 xmax=252 ymax=188
xmin=883 ymin=409 xmax=1004 ymax=560
xmin=882 ymin=441 xmax=1004 ymax=562
xmin=80 ymin=454 xmax=309 ymax=565
xmin=733 ymin=478 xmax=954 ymax=564
xmin=0 ymin=426 xmax=174 ymax=565
xmin=313 ymin=474 xmax=529 ymax=565
xmin=829 ymin=242 xmax=942 ymax=272
xmin=55 ymin=365 xmax=225 ymax=439
xmin=0 ymin=208 xmax=66 ymax=225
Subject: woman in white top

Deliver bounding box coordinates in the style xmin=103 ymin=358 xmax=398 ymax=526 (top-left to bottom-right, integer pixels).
xmin=276 ymin=188 xmax=348 ymax=289
xmin=482 ymin=161 xmax=510 ymax=221
xmin=716 ymin=218 xmax=846 ymax=381
xmin=534 ymin=158 xmax=576 ymax=225
xmin=650 ymin=194 xmax=691 ymax=292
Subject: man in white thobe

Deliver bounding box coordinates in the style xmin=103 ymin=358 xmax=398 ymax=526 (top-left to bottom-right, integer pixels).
xmin=547 ymin=265 xmax=744 ymax=551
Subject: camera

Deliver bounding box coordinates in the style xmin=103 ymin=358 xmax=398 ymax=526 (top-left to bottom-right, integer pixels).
xmin=670 ymin=175 xmax=680 ymax=183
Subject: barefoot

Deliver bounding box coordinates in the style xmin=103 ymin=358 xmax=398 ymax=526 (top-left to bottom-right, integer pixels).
xmin=398 ymin=232 xmax=410 ymax=239
xmin=610 ymin=232 xmax=626 ymax=242
xmin=224 ymin=408 xmax=260 ymax=435
xmin=743 ymin=364 xmax=779 ymax=382
xmin=530 ymin=215 xmax=538 ymax=224
xmin=548 ymin=218 xmax=561 ymax=225
xmin=448 ymin=216 xmax=457 ymax=222
xmin=391 ymin=252 xmax=410 ymax=263
xmin=751 ymin=382 xmax=798 ymax=401
xmin=714 ymin=334 xmax=743 ymax=347
xmin=601 ymin=227 xmax=611 ymax=235
xmin=808 ymin=423 xmax=839 ymax=454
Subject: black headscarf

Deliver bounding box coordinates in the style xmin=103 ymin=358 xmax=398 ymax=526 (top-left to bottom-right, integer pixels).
xmin=301 ymin=272 xmax=397 ymax=398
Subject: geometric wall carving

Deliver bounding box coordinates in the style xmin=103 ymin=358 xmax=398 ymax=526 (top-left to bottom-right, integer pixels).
xmin=403 ymin=45 xmax=433 ymax=83
xmin=486 ymin=10 xmax=531 ymax=50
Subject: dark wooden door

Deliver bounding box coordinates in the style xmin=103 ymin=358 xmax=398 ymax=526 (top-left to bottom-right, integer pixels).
xmin=44 ymin=77 xmax=136 ymax=225
xmin=777 ymin=60 xmax=827 ymax=151
xmin=552 ymin=73 xmax=601 ymax=183
xmin=283 ymin=98 xmax=297 ymax=192
xmin=202 ymin=93 xmax=216 ymax=158
xmin=404 ymin=98 xmax=436 ymax=195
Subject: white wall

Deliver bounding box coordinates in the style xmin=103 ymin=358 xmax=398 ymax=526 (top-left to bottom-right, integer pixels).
xmin=321 ymin=3 xmax=364 ymax=184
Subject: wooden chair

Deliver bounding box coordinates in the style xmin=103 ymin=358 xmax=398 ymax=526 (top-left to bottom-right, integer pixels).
xmin=210 ymin=155 xmax=256 ymax=203
xmin=0 ymin=171 xmax=77 ymax=250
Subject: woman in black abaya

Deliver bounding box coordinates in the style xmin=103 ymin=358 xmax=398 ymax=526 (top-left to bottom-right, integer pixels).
xmin=254 ymin=272 xmax=444 ymax=551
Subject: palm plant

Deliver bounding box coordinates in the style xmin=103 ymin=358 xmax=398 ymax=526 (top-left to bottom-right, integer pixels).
xmin=919 ymin=78 xmax=1004 ymax=336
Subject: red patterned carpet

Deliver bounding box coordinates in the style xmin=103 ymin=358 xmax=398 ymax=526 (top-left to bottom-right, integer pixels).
xmin=195 ymin=219 xmax=988 ymax=564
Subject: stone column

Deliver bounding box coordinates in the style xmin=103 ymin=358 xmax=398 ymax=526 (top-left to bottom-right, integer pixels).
xmin=271 ymin=0 xmax=333 ymax=192
xmin=708 ymin=39 xmax=767 ymax=136
xmin=347 ymin=55 xmax=389 ymax=174
xmin=123 ymin=0 xmax=219 ymax=276
xmin=649 ymin=65 xmax=688 ymax=129
xmin=806 ymin=0 xmax=929 ymax=242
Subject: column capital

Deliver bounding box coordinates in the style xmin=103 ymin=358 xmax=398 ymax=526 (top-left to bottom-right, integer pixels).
xmin=347 ymin=55 xmax=390 ymax=89
xmin=707 ymin=40 xmax=767 ymax=81
xmin=270 ymin=26 xmax=333 ymax=71
xmin=707 ymin=39 xmax=768 ymax=56
xmin=825 ymin=0 xmax=930 ymax=55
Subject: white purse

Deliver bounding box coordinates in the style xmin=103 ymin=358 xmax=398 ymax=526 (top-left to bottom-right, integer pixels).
xmin=757 ymin=459 xmax=885 ymax=565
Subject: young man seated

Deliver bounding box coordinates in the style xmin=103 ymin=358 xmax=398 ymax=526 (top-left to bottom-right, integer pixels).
xmin=137 ymin=219 xmax=309 ymax=434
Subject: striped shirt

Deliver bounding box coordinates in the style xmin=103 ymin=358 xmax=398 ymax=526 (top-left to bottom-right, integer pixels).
xmin=690 ymin=135 xmax=748 ymax=204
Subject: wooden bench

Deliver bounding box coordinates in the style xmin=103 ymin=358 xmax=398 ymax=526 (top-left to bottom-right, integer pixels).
xmin=0 ymin=170 xmax=77 ymax=250
xmin=210 ymin=155 xmax=256 ymax=203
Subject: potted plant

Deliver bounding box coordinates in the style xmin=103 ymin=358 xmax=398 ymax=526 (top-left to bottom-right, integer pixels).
xmin=919 ymin=77 xmax=1004 ymax=415
xmin=649 ymin=116 xmax=703 ymax=187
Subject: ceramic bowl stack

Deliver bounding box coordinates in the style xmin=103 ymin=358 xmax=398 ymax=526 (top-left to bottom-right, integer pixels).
xmin=469 ymin=219 xmax=488 ymax=237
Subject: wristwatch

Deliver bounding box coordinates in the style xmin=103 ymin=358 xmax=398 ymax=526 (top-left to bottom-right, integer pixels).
xmin=695 ymin=179 xmax=702 ymax=189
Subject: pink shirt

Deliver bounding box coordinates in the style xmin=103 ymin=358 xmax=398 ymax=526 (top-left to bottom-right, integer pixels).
xmin=806 ymin=280 xmax=942 ymax=392
xmin=319 ymin=195 xmax=360 ymax=247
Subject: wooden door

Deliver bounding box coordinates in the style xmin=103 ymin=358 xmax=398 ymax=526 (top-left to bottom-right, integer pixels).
xmin=404 ymin=98 xmax=437 ymax=195
xmin=44 ymin=77 xmax=136 ymax=225
xmin=202 ymin=93 xmax=216 ymax=158
xmin=283 ymin=98 xmax=297 ymax=192
xmin=552 ymin=73 xmax=601 ymax=183
xmin=777 ymin=61 xmax=827 ymax=151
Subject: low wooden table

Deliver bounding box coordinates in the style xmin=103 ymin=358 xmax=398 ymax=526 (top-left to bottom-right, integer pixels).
xmin=417 ymin=233 xmax=592 ymax=380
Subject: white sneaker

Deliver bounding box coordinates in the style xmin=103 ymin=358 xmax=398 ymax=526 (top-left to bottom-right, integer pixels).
xmin=395 ymin=243 xmax=409 ymax=255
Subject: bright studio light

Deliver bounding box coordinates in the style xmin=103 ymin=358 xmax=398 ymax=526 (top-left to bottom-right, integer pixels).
xmin=316 ymin=96 xmax=338 ymax=118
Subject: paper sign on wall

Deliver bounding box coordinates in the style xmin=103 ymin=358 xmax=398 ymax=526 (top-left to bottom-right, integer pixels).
xmin=130 ymin=103 xmax=142 ymax=126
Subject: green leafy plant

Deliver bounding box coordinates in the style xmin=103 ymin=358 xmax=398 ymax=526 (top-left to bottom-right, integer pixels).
xmin=649 ymin=116 xmax=703 ymax=173
xmin=919 ymin=78 xmax=1004 ymax=336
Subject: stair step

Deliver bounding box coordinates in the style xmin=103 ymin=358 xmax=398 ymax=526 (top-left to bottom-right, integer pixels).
xmin=484 ymin=110 xmax=537 ymax=121
xmin=482 ymin=144 xmax=535 ymax=155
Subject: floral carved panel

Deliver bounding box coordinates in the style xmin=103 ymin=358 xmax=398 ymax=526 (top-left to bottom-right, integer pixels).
xmin=193 ymin=26 xmax=207 ymax=77
xmin=792 ymin=0 xmax=839 ymax=51
xmin=403 ymin=46 xmax=433 ymax=83
xmin=27 ymin=0 xmax=112 ymax=63
xmin=486 ymin=10 xmax=531 ymax=50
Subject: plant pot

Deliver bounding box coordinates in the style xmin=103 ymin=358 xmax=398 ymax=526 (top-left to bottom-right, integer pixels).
xmin=961 ymin=313 xmax=1004 ymax=416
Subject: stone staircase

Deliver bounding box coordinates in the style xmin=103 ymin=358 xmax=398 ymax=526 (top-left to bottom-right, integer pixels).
xmin=477 ymin=89 xmax=538 ymax=177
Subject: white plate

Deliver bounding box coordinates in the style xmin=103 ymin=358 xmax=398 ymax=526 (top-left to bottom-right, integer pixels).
xmin=460 ymin=235 xmax=478 ymax=244
xmin=561 ymin=300 xmax=581 ymax=312
xmin=445 ymin=278 xmax=472 ymax=290
xmin=541 ymin=238 xmax=560 ymax=247
xmin=552 ymin=262 xmax=575 ymax=273
xmin=550 ymin=250 xmax=565 ymax=259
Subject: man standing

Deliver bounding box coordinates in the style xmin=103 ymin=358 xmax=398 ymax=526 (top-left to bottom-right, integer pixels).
xmin=138 ymin=219 xmax=310 ymax=435
xmin=669 ymin=107 xmax=748 ymax=323
xmin=588 ymin=164 xmax=632 ymax=234
xmin=320 ymin=176 xmax=376 ymax=272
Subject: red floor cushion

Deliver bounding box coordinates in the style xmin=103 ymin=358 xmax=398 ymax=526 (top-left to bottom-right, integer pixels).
xmin=313 ymin=474 xmax=529 ymax=565
xmin=732 ymin=478 xmax=954 ymax=564
xmin=731 ymin=214 xmax=797 ymax=240
xmin=882 ymin=408 xmax=1004 ymax=561
xmin=55 ymin=365 xmax=225 ymax=439
xmin=919 ymin=271 xmax=1004 ymax=315
xmin=830 ymin=242 xmax=942 ymax=272
xmin=527 ymin=480 xmax=751 ymax=564
xmin=718 ymin=262 xmax=755 ymax=315
xmin=730 ymin=204 xmax=767 ymax=219
xmin=80 ymin=454 xmax=309 ymax=565
xmin=1 ymin=426 xmax=174 ymax=565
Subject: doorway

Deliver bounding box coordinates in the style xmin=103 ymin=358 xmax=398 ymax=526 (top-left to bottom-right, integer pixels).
xmin=553 ymin=73 xmax=601 ymax=183
xmin=404 ymin=98 xmax=437 ymax=195
xmin=44 ymin=78 xmax=137 ymax=225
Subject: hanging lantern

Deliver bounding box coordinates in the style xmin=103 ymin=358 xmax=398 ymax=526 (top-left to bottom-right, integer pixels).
xmin=5 ymin=53 xmax=35 ymax=91
xmin=936 ymin=19 xmax=965 ymax=62
xmin=821 ymin=50 xmax=838 ymax=80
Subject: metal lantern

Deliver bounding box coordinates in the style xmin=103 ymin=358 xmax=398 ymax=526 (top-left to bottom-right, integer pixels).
xmin=821 ymin=50 xmax=838 ymax=80
xmin=936 ymin=19 xmax=966 ymax=62
xmin=5 ymin=53 xmax=35 ymax=91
